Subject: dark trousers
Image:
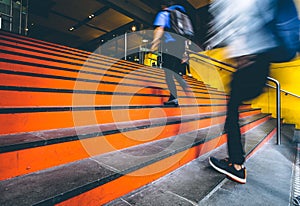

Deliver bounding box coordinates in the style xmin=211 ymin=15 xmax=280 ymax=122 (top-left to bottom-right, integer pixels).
xmin=225 ymin=54 xmax=270 ymax=164
xmin=162 ymin=41 xmax=188 ymax=100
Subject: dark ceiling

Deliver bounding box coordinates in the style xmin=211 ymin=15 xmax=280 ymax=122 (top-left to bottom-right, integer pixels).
xmin=28 ymin=0 xmax=211 ymax=52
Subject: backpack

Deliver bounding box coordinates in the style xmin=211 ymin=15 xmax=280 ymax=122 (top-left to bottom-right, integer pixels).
xmin=271 ymin=0 xmax=300 ymax=62
xmin=167 ymin=8 xmax=194 ymax=39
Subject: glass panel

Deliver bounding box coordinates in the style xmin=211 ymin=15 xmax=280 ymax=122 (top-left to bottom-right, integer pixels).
xmin=0 ymin=0 xmax=11 ymax=15
xmin=0 ymin=15 xmax=11 ymax=30
xmin=0 ymin=0 xmax=27 ymax=34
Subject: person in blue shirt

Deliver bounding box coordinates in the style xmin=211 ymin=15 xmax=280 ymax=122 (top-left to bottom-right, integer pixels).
xmin=151 ymin=0 xmax=189 ymax=106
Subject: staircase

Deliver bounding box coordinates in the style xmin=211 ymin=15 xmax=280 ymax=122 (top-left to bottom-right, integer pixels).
xmin=0 ymin=30 xmax=278 ymax=205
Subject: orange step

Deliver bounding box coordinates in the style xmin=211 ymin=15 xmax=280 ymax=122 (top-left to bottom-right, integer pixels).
xmin=0 ymin=109 xmax=262 ymax=180
xmin=0 ymin=103 xmax=229 ymax=135
xmin=0 ymin=36 xmax=220 ymax=92
xmin=0 ymin=113 xmax=274 ymax=205
xmin=0 ymin=31 xmax=145 ymax=70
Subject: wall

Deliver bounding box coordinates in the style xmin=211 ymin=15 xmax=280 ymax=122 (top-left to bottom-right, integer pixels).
xmin=252 ymin=59 xmax=300 ymax=129
xmin=189 ymin=48 xmax=300 ymax=129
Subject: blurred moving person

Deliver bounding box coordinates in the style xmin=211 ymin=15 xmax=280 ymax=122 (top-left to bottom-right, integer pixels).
xmin=208 ymin=0 xmax=281 ymax=184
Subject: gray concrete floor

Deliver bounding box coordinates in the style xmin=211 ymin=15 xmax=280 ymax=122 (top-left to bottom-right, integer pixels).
xmin=106 ymin=124 xmax=297 ymax=206
xmin=199 ymin=136 xmax=295 ymax=206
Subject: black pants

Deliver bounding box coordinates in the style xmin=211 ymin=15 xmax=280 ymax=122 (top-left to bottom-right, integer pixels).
xmin=225 ymin=53 xmax=270 ymax=165
xmin=162 ymin=41 xmax=188 ymax=100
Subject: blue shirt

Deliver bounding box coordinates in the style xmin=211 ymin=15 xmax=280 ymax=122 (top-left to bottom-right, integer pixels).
xmin=153 ymin=5 xmax=186 ymax=43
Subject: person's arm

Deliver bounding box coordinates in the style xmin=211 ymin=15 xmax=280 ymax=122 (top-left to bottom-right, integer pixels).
xmin=151 ymin=26 xmax=164 ymax=52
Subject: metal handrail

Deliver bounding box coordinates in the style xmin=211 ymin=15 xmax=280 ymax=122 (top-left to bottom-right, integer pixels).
xmin=266 ymin=84 xmax=300 ymax=98
xmin=267 ymin=77 xmax=281 ymax=145
xmin=189 ymin=50 xmax=300 ymax=98
xmin=187 ymin=49 xmax=282 ymax=145
xmin=0 ymin=12 xmax=13 ymax=18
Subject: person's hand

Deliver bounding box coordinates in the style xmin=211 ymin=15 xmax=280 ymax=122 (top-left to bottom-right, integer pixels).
xmin=234 ymin=55 xmax=256 ymax=69
xmin=151 ymin=26 xmax=164 ymax=53
xmin=181 ymin=52 xmax=189 ymax=63
xmin=151 ymin=39 xmax=160 ymax=52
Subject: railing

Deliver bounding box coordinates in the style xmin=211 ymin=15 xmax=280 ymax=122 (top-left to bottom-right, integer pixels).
xmin=0 ymin=12 xmax=13 ymax=31
xmin=267 ymin=83 xmax=300 ymax=98
xmin=267 ymin=77 xmax=281 ymax=145
xmin=187 ymin=49 xmax=283 ymax=145
xmin=0 ymin=0 xmax=29 ymax=35
xmin=265 ymin=81 xmax=300 ymax=145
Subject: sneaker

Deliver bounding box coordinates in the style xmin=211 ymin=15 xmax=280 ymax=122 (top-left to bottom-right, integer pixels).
xmin=209 ymin=156 xmax=247 ymax=184
xmin=187 ymin=73 xmax=193 ymax=77
xmin=163 ymin=98 xmax=179 ymax=106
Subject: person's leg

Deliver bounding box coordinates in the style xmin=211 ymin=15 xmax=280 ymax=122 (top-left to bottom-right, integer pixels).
xmin=173 ymin=68 xmax=189 ymax=93
xmin=162 ymin=40 xmax=186 ymax=105
xmin=226 ymin=54 xmax=270 ymax=164
xmin=210 ymin=53 xmax=270 ymax=184
xmin=178 ymin=62 xmax=186 ymax=75
xmin=225 ymin=88 xmax=244 ymax=165
xmin=169 ymin=56 xmax=191 ymax=99
xmin=224 ymin=58 xmax=251 ymax=165
xmin=163 ymin=53 xmax=178 ymax=101
xmin=186 ymin=63 xmax=193 ymax=77
xmin=209 ymin=61 xmax=249 ymax=184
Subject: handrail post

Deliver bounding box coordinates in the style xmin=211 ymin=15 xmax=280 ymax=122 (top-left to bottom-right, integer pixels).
xmin=267 ymin=77 xmax=281 ymax=145
xmin=124 ymin=32 xmax=127 ymax=60
xmin=187 ymin=50 xmax=283 ymax=145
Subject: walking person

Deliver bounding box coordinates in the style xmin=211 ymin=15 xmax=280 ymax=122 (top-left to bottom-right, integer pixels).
xmin=151 ymin=0 xmax=191 ymax=106
xmin=207 ymin=0 xmax=280 ymax=184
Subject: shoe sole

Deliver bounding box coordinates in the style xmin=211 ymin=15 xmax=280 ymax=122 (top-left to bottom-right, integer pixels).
xmin=163 ymin=103 xmax=179 ymax=107
xmin=164 ymin=105 xmax=179 ymax=107
xmin=209 ymin=157 xmax=246 ymax=184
